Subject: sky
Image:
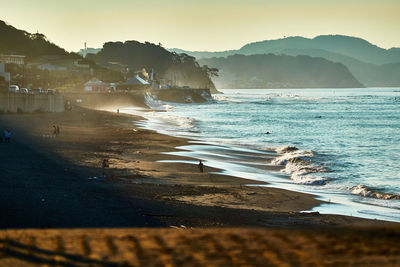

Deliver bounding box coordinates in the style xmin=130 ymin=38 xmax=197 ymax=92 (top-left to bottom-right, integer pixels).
xmin=1 ymin=0 xmax=399 ymax=52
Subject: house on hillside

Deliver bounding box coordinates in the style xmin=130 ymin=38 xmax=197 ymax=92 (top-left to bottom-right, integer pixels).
xmin=119 ymin=74 xmax=150 ymax=90
xmin=84 ymin=78 xmax=108 ymax=92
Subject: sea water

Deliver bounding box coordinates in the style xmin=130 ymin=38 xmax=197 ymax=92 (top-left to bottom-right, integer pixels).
xmin=122 ymin=88 xmax=400 ymax=222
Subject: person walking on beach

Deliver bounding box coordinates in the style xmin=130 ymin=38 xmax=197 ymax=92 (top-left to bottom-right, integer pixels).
xmin=4 ymin=129 xmax=11 ymax=142
xmin=198 ymin=160 xmax=204 ymax=173
xmin=52 ymin=125 xmax=57 ymax=137
xmin=102 ymin=159 xmax=109 ymax=178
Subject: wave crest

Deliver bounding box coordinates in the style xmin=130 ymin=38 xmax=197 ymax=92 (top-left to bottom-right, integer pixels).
xmin=351 ymin=185 xmax=400 ymax=200
xmin=275 ymin=145 xmax=299 ymax=154
xmin=272 ymin=146 xmax=328 ymax=185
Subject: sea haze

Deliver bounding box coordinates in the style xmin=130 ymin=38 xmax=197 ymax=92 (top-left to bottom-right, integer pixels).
xmin=122 ymin=88 xmax=400 ymax=222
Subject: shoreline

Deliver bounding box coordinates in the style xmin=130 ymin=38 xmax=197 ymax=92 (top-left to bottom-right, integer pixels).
xmin=120 ymin=104 xmax=400 ymax=223
xmin=130 ymin=89 xmax=400 ymax=223
xmin=0 ymin=106 xmax=397 ymax=228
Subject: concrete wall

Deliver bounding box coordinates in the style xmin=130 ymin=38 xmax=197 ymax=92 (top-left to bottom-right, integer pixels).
xmin=62 ymin=89 xmax=212 ymax=110
xmin=0 ymin=93 xmax=65 ymax=113
xmin=62 ymin=91 xmax=147 ymax=109
xmin=152 ymin=88 xmax=212 ymax=103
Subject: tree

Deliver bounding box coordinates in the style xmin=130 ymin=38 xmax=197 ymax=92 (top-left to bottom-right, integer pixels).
xmin=90 ymin=40 xmax=217 ymax=89
xmin=202 ymin=65 xmax=219 ymax=77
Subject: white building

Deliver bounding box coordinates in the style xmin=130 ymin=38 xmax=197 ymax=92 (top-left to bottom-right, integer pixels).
xmin=0 ymin=63 xmax=10 ymax=82
xmin=0 ymin=54 xmax=25 ymax=65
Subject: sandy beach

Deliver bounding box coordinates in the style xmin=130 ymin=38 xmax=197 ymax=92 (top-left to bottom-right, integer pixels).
xmin=0 ymin=107 xmax=397 ymax=229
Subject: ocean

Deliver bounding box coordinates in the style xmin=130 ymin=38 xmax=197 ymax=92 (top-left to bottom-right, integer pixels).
xmin=122 ymin=88 xmax=400 ymax=222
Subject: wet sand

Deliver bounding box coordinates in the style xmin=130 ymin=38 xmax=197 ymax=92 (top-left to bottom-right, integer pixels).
xmin=0 ymin=107 xmax=397 ymax=229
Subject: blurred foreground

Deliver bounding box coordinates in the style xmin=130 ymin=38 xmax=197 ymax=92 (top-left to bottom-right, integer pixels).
xmin=1 ymin=227 xmax=399 ymax=266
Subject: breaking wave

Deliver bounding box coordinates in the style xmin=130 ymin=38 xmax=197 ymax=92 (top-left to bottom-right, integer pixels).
xmin=212 ymin=94 xmax=243 ymax=103
xmin=144 ymin=92 xmax=174 ymax=111
xmin=351 ymin=185 xmax=400 ymax=200
xmin=272 ymin=145 xmax=329 ymax=185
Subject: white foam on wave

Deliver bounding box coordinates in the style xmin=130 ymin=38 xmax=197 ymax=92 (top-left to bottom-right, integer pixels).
xmin=351 ymin=185 xmax=400 ymax=200
xmin=269 ymin=93 xmax=324 ymax=101
xmin=201 ymin=90 xmax=212 ymax=101
xmin=145 ymin=111 xmax=197 ymax=131
xmin=119 ymin=94 xmax=197 ymax=135
xmin=272 ymin=146 xmax=329 ymax=185
xmin=144 ymin=92 xmax=163 ymax=110
xmin=212 ymin=94 xmax=243 ymax=103
xmin=275 ymin=145 xmax=299 ymax=154
xmin=144 ymin=92 xmax=175 ymax=111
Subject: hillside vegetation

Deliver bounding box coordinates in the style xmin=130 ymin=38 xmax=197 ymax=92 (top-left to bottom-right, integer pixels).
xmin=0 ymin=20 xmax=78 ymax=60
xmin=88 ymin=41 xmax=217 ymax=91
xmin=1 ymin=20 xmax=216 ymax=90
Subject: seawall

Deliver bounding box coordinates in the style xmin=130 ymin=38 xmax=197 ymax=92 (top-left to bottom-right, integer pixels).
xmin=0 ymin=92 xmax=65 ymax=113
xmin=62 ymin=89 xmax=212 ymax=109
xmin=151 ymin=88 xmax=212 ymax=103
xmin=62 ymin=91 xmax=147 ymax=109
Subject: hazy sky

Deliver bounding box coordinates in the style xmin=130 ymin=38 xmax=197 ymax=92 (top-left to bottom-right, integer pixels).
xmin=1 ymin=0 xmax=399 ymax=52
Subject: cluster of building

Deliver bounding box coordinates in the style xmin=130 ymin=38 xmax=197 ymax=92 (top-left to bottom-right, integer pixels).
xmin=0 ymin=54 xmax=26 ymax=83
xmin=83 ymin=74 xmax=151 ymax=92
xmin=82 ymin=66 xmax=176 ymax=92
xmin=1 ymin=53 xmax=189 ymax=93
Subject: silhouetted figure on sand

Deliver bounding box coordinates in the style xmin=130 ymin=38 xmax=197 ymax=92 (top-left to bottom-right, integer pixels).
xmin=4 ymin=129 xmax=11 ymax=142
xmin=198 ymin=160 xmax=204 ymax=173
xmin=53 ymin=125 xmax=57 ymax=137
xmin=102 ymin=159 xmax=110 ymax=178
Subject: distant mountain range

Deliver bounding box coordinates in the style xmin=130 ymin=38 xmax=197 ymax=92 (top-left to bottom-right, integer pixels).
xmin=171 ymin=35 xmax=400 ymax=87
xmin=199 ymin=54 xmax=363 ymax=89
xmin=3 ymin=18 xmax=395 ymax=90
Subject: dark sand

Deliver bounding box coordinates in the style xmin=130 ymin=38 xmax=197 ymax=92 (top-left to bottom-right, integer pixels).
xmin=0 ymin=107 xmax=397 ymax=229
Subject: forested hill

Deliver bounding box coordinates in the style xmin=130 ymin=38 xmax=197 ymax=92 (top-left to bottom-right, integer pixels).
xmin=238 ymin=35 xmax=400 ymax=65
xmin=87 ymin=41 xmax=217 ymax=91
xmin=171 ymin=35 xmax=400 ymax=87
xmin=172 ymin=35 xmax=400 ymax=65
xmin=0 ymin=20 xmax=78 ymax=60
xmin=199 ymin=54 xmax=364 ymax=89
